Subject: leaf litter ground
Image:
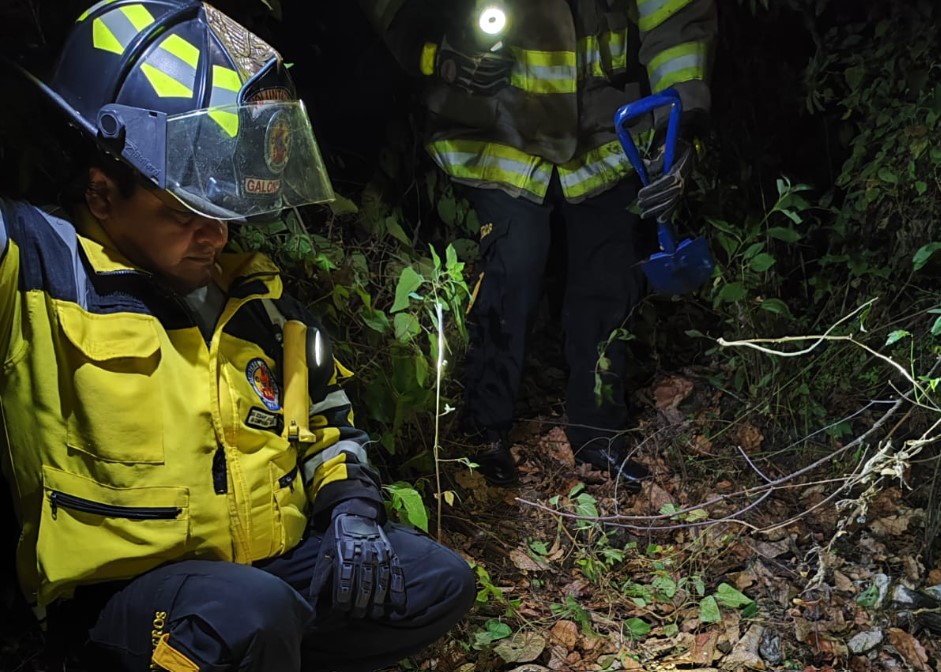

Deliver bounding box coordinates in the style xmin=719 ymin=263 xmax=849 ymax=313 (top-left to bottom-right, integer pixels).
xmin=400 ymin=370 xmax=941 ymax=672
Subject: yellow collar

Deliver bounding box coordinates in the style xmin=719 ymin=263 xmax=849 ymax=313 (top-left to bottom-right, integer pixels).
xmin=73 ymin=206 xmax=144 ymax=274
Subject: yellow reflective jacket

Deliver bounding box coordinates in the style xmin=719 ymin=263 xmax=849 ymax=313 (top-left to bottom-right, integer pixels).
xmin=360 ymin=0 xmax=716 ymax=202
xmin=0 ymin=199 xmax=381 ymax=607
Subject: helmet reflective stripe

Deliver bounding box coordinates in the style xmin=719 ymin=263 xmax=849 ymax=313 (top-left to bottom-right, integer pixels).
xmin=91 ymin=4 xmax=155 ymax=56
xmin=140 ymin=34 xmax=200 ymax=98
xmin=77 ymin=0 xmax=120 ymax=22
xmin=208 ymin=66 xmax=242 ymax=137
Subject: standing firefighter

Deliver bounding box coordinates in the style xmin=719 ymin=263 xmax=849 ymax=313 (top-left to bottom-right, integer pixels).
xmin=357 ymin=0 xmax=717 ymax=487
xmin=0 ymin=1 xmax=474 ymax=670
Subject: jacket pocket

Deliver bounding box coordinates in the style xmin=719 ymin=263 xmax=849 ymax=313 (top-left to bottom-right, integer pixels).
xmin=426 ymin=84 xmax=499 ymax=130
xmin=270 ymin=458 xmax=308 ymax=555
xmin=57 ymin=301 xmax=165 ymax=463
xmin=37 ymin=466 xmax=190 ymax=597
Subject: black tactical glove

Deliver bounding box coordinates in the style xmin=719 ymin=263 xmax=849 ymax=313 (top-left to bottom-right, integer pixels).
xmin=309 ymin=501 xmax=406 ymax=619
xmin=434 ymin=33 xmax=514 ymax=95
xmin=637 ymin=136 xmax=695 ymax=224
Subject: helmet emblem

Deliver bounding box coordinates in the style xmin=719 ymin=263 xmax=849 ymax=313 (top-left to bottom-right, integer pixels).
xmin=246 ymin=358 xmax=281 ymax=411
xmin=265 ymin=110 xmax=292 ymax=173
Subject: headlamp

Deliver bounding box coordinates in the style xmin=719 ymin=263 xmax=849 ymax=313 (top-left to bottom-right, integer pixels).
xmin=477 ymin=4 xmax=508 ymax=37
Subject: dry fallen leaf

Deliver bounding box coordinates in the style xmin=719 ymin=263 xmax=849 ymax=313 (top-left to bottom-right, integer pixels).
xmin=721 ymin=623 xmax=765 ymax=670
xmin=734 ymin=423 xmax=764 ymax=453
xmin=549 ymin=620 xmax=579 ymax=649
xmin=543 ymin=426 xmax=575 ymax=467
xmin=887 ymin=628 xmax=930 ymax=671
xmin=642 ymin=482 xmax=675 ymax=514
xmin=689 ymin=433 xmax=715 ymax=456
xmin=902 ymin=555 xmax=923 ymax=583
xmin=870 ymin=514 xmax=913 ymax=537
xmin=510 ymin=548 xmax=550 ymax=572
xmin=833 ymin=571 xmax=856 ymax=594
xmin=653 ymin=375 xmax=694 ymax=410
xmin=730 ymin=566 xmax=759 ymax=590
xmin=493 ymin=632 xmax=547 ymax=664
xmin=688 ymin=630 xmax=719 ymax=664
xmin=546 ymin=644 xmax=570 ymax=670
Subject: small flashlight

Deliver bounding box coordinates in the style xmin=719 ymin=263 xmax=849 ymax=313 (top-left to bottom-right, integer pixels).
xmin=477 ymin=4 xmax=508 ymax=37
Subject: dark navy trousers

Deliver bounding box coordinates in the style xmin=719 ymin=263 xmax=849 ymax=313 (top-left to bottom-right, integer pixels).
xmin=57 ymin=524 xmax=475 ymax=671
xmin=461 ymin=175 xmax=647 ymax=453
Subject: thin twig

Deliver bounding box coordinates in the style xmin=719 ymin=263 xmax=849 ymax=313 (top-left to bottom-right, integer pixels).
xmin=516 ymin=399 xmax=902 ymax=531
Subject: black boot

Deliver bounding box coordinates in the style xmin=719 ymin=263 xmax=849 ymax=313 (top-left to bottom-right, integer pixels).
xmin=576 ymin=446 xmax=649 ymax=491
xmin=472 ymin=438 xmax=520 ymax=487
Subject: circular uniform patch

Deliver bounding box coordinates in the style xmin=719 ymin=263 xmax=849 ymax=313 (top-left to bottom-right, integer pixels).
xmin=265 ymin=110 xmax=292 ymax=173
xmin=246 ymin=357 xmax=281 ymax=411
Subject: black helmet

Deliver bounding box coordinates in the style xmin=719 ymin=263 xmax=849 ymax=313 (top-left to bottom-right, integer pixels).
xmin=44 ymin=0 xmax=334 ymax=219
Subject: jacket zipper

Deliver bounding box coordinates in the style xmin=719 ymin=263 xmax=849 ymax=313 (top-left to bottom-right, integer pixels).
xmin=212 ymin=445 xmax=228 ymax=494
xmin=279 ymin=466 xmax=299 ymax=491
xmin=50 ymin=491 xmax=181 ymax=520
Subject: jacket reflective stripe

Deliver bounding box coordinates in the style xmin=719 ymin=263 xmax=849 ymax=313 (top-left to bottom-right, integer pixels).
xmin=648 ymin=41 xmax=708 ymax=92
xmin=513 ymin=34 xmax=629 ymax=91
xmin=578 ymin=32 xmax=628 ymax=80
xmin=637 ymin=0 xmax=696 ymax=32
xmin=309 ymin=389 xmax=352 ymax=416
xmin=91 ymin=3 xmax=154 ymax=55
xmin=301 ymin=439 xmax=370 ymax=487
xmin=510 ymin=48 xmax=577 ymax=94
xmin=557 ymin=140 xmax=635 ymax=201
xmin=427 ymin=139 xmax=554 ymax=200
xmin=430 ymin=138 xmax=645 ymax=202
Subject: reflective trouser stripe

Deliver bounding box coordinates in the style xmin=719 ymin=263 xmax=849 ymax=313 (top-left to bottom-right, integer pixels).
xmin=648 ymin=41 xmax=709 ymax=92
xmin=637 ymin=0 xmax=696 ymax=32
xmin=427 ymin=140 xmax=554 ymax=201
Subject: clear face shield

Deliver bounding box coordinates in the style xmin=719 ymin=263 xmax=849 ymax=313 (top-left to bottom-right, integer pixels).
xmin=164 ymin=99 xmax=334 ymax=221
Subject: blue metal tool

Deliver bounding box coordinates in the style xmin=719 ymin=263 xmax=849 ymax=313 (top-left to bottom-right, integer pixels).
xmin=615 ymin=88 xmax=715 ymax=295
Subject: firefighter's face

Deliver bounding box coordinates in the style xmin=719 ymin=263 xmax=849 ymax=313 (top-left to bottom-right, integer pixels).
xmin=86 ymin=167 xmax=229 ymax=293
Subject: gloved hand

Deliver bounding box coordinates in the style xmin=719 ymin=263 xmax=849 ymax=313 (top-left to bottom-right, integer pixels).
xmin=636 ymin=137 xmax=695 ymax=224
xmin=309 ymin=501 xmax=406 ymax=619
xmin=433 ymin=33 xmax=514 ymax=95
